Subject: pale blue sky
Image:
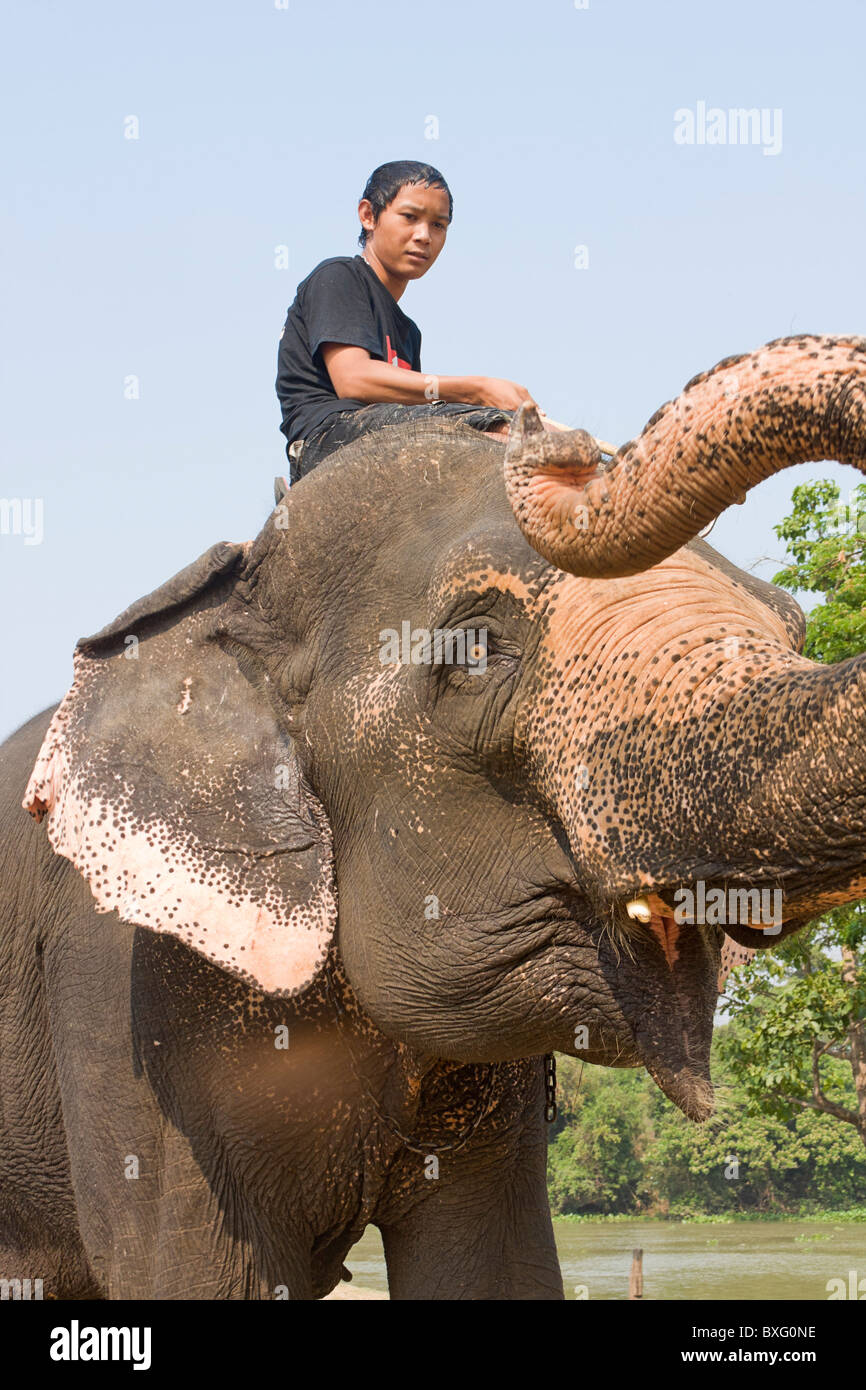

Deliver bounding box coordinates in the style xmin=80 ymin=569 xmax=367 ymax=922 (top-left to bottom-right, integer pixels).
xmin=2 ymin=0 xmax=865 ymax=738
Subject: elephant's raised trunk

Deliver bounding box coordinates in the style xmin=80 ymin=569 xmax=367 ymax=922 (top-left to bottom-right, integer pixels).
xmin=504 ymin=335 xmax=866 ymax=578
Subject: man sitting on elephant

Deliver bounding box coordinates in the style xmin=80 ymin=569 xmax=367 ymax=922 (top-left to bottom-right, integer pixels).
xmin=275 ymin=159 xmax=566 ymax=484
xmin=6 ymin=330 xmax=866 ymax=1299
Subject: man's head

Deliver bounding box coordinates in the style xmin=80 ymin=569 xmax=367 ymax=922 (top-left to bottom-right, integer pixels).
xmin=357 ymin=160 xmax=452 ymax=281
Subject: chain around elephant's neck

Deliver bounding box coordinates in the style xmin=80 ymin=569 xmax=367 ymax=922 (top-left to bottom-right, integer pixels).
xmin=322 ymin=957 xmax=501 ymax=1156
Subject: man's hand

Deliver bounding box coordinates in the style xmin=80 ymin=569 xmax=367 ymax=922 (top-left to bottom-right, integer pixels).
xmin=467 ymin=377 xmax=536 ymax=411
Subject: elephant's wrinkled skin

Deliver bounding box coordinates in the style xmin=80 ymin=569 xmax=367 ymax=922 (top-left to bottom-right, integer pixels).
xmin=2 ymin=335 xmax=866 ymax=1299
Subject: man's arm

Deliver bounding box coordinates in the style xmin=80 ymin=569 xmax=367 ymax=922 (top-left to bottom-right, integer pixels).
xmin=320 ymin=343 xmax=536 ymax=413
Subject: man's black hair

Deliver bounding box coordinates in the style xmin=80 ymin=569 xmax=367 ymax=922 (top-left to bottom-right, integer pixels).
xmin=358 ymin=161 xmax=453 ymax=247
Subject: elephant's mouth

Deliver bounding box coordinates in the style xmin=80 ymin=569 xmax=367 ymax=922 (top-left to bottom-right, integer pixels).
xmin=616 ymin=905 xmax=717 ymax=1122
xmin=619 ymin=868 xmax=850 ymax=951
xmin=540 ymin=886 xmax=718 ymax=1122
xmin=619 ymin=880 xmax=782 ymax=933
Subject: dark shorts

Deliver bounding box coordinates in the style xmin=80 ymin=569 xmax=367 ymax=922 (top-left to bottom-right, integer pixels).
xmin=288 ymin=402 xmax=514 ymax=485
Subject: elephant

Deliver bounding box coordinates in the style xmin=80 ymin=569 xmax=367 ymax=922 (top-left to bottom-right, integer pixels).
xmin=2 ymin=333 xmax=865 ymax=1300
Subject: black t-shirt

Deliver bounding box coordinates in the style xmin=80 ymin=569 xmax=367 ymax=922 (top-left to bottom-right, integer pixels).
xmin=275 ymin=254 xmax=423 ymax=449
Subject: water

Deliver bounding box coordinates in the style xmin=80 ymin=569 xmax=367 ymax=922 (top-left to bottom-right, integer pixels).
xmin=343 ymin=1219 xmax=865 ymax=1299
xmin=554 ymin=1220 xmax=865 ymax=1300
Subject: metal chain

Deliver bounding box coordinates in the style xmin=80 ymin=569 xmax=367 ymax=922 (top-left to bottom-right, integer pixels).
xmin=323 ymin=958 xmax=499 ymax=1156
xmin=544 ymin=1053 xmax=558 ymax=1123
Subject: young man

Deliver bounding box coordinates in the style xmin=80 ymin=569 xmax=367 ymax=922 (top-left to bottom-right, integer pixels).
xmin=275 ymin=160 xmax=565 ymax=484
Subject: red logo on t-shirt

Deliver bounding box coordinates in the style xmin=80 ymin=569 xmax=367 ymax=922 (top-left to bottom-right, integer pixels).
xmin=386 ymin=334 xmax=411 ymax=371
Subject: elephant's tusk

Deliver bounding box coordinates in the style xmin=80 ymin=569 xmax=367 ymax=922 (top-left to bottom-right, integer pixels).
xmin=593 ymin=438 xmax=617 ymax=457
xmin=625 ymin=896 xmax=653 ymax=923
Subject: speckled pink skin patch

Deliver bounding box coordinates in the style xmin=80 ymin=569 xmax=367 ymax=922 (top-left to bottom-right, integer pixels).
xmin=718 ymin=938 xmax=754 ymax=989
xmin=23 ymin=632 xmax=336 ymax=997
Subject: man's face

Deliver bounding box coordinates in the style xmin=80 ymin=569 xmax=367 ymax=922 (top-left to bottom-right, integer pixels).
xmin=359 ymin=182 xmax=450 ymax=280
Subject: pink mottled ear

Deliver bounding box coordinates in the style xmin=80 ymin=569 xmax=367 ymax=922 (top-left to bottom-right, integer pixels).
xmin=23 ymin=545 xmax=335 ymax=997
xmin=718 ymin=939 xmax=755 ymax=993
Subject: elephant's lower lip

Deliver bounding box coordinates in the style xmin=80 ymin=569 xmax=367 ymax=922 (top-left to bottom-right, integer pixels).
xmin=599 ymin=906 xmax=717 ymax=1120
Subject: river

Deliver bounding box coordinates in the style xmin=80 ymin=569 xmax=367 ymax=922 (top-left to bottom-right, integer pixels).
xmin=343 ymin=1219 xmax=865 ymax=1299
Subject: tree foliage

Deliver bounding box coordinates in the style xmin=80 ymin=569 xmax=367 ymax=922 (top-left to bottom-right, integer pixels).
xmin=547 ymin=1044 xmax=866 ymax=1216
xmin=721 ymin=912 xmax=866 ymax=1150
xmin=772 ymin=479 xmax=866 ymax=662
xmin=546 ymin=1064 xmax=651 ymax=1214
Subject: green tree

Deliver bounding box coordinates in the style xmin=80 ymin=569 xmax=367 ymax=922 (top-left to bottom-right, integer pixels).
xmin=546 ymin=1038 xmax=866 ymax=1215
xmin=546 ymin=1060 xmax=652 ymax=1214
xmin=722 ymin=913 xmax=866 ymax=1152
xmin=773 ymin=479 xmax=866 ymax=661
xmin=646 ymin=1026 xmax=866 ymax=1213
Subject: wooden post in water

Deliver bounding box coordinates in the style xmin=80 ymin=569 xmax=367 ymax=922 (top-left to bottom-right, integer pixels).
xmin=629 ymin=1248 xmax=644 ymax=1300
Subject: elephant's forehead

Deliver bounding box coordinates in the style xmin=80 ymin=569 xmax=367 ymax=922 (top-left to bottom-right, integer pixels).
xmin=538 ymin=546 xmax=795 ymax=653
xmin=425 ymin=539 xmax=794 ymax=651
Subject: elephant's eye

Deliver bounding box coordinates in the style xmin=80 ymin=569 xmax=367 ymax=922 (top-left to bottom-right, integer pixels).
xmin=438 ymin=629 xmax=520 ymax=690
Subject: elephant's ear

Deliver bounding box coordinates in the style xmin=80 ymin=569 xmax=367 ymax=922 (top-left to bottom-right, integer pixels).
xmin=23 ymin=542 xmax=336 ymax=996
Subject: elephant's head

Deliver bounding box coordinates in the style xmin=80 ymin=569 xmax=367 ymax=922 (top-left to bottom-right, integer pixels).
xmin=24 ymin=334 xmax=866 ymax=1123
